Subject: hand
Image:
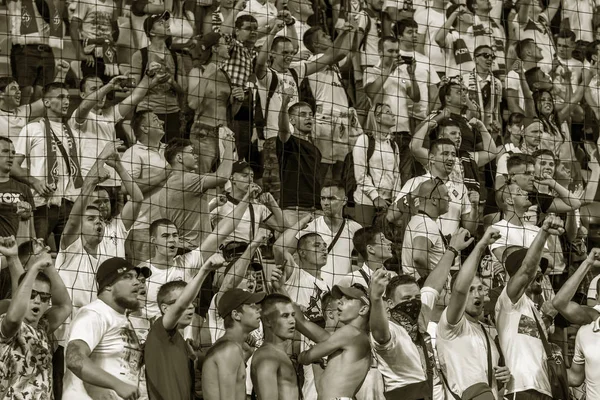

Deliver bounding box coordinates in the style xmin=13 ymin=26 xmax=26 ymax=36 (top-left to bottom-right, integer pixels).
xmin=480 ymin=227 xmax=501 ymax=246
xmin=570 ymin=184 xmax=584 ymax=200
xmin=468 ymin=190 xmax=480 ymax=205
xmin=493 ymin=366 xmax=511 ymax=384
xmin=231 ymin=86 xmax=245 ymax=102
xmin=113 ymin=381 xmax=140 ymax=400
xmin=370 ymin=268 xmax=391 ymax=299
xmin=449 ymin=228 xmax=474 ymax=252
xmin=270 ymin=265 xmax=285 ymax=292
xmin=406 ymin=58 xmax=417 ymax=76
xmin=31 ymin=179 xmax=54 ymax=197
xmin=373 ymin=196 xmax=389 ymax=209
xmin=108 ymin=75 xmax=130 ymax=89
xmin=204 ymin=253 xmax=226 ymax=271
xmin=281 ymin=86 xmax=295 ymax=105
xmin=270 ymin=19 xmax=286 ymax=34
xmin=234 ymin=0 xmax=247 ymax=11
xmin=258 ymin=192 xmax=278 ymax=208
xmin=216 ymin=194 xmax=227 ymax=207
xmin=511 ymin=59 xmax=522 ymax=73
xmin=55 ymin=59 xmax=71 ymax=74
xmin=15 ymin=201 xmax=32 ymax=220
xmin=540 ymin=300 xmax=558 ymax=318
xmin=468 ymin=118 xmax=485 ymax=130
xmin=541 ymin=215 xmax=565 ymax=236
xmin=99 ymin=140 xmax=123 ymax=161
xmin=299 ymin=213 xmax=315 ymax=229
xmin=0 ymin=236 xmax=18 ymax=257
xmin=30 ymin=257 xmax=52 ymax=272
xmin=80 ymin=52 xmax=95 ymax=67
xmin=248 ymin=183 xmax=262 ymax=199
xmin=586 ymin=248 xmax=600 ymax=268
xmin=252 ymin=230 xmax=272 ymax=245
xmin=104 ymin=152 xmax=121 ymax=169
xmin=278 ymin=9 xmax=294 ymax=25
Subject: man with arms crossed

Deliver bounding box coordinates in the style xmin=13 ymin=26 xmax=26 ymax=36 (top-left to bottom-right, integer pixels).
xmin=272 ymin=272 xmax=372 ymax=400
xmin=202 ymin=288 xmax=265 ymax=400
xmin=251 ymin=293 xmax=299 ymax=400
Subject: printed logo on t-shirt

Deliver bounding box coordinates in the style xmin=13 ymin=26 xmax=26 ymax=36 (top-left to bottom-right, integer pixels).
xmin=517 ymin=314 xmax=541 ymax=339
xmin=120 ymin=326 xmax=143 ymax=374
xmin=0 ymin=192 xmax=23 ymax=204
xmin=304 ymin=284 xmax=325 ymax=322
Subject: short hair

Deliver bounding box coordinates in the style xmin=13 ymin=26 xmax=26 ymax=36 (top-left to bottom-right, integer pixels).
xmin=532 ymin=148 xmax=556 ymax=161
xmin=438 ymin=79 xmax=461 ymax=108
xmin=235 ymin=14 xmax=258 ymax=29
xmin=272 ymin=36 xmax=293 ymax=52
xmin=586 ymin=40 xmax=600 ymax=62
xmin=474 ymin=44 xmax=493 ymax=55
xmin=507 ymin=153 xmax=534 ymax=172
xmin=353 ymin=227 xmax=383 ymax=260
xmin=436 ymin=118 xmax=461 ymax=135
xmin=297 ymin=232 xmax=323 ymax=252
xmin=164 ymin=138 xmax=193 ymax=165
xmin=223 ymin=304 xmax=244 ymax=328
xmin=42 ymin=82 xmax=68 ymax=98
xmin=79 ymin=75 xmax=102 ymax=92
xmin=18 ymin=240 xmax=37 ymax=267
xmin=429 ymin=138 xmax=456 ymax=154
xmin=508 ymin=112 xmax=525 ymax=126
xmin=17 ymin=271 xmax=51 ymax=287
xmin=385 ymin=274 xmax=418 ymax=299
xmin=516 ymin=39 xmax=535 ymax=59
xmin=131 ymin=110 xmax=153 ymax=139
xmin=466 ymin=0 xmax=477 ymax=13
xmin=0 ymin=77 xmax=17 ymax=93
xmin=150 ymin=218 xmax=177 ymax=237
xmin=303 ymin=26 xmax=323 ymax=54
xmin=261 ymin=293 xmax=292 ymax=323
xmin=525 ymin=67 xmax=544 ymax=90
xmin=288 ymin=101 xmax=313 ymax=115
xmin=0 ymin=136 xmax=13 ymax=146
xmin=85 ymin=204 xmax=101 ymax=214
xmin=321 ymin=291 xmax=336 ymax=312
xmin=557 ymin=29 xmax=576 ymax=42
xmin=378 ymin=36 xmax=398 ymax=53
xmin=396 ymin=18 xmax=418 ymax=37
xmin=157 ymin=280 xmax=187 ymax=310
xmin=321 ymin=179 xmax=345 ymax=193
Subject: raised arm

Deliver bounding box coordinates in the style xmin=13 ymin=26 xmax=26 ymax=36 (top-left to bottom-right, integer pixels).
xmin=446 ymin=228 xmax=499 ymax=325
xmin=552 ymin=248 xmax=600 ymax=325
xmin=203 ymin=131 xmax=235 ymax=190
xmin=218 ymin=232 xmax=268 ymax=294
xmin=107 ymin=154 xmax=143 ymax=231
xmin=304 ymin=26 xmax=354 ymax=77
xmin=298 ymin=327 xmax=356 ymax=365
xmin=42 ymin=261 xmax=73 ymax=333
xmin=406 ymin=59 xmax=420 ymax=103
xmin=278 ymin=91 xmax=293 ymax=143
xmin=470 ymin=118 xmax=501 ymax=166
xmin=256 ymin=20 xmax=286 ymax=80
xmin=118 ymin=74 xmax=167 ymax=118
xmin=273 ymin=213 xmax=313 ymax=266
xmin=163 ymin=254 xmax=225 ymax=330
xmin=0 ymin=236 xmax=24 ymax=296
xmin=410 ymin=115 xmax=438 ymax=166
xmin=369 ymin=268 xmax=392 ymax=344
xmin=29 ymin=61 xmax=71 ymax=119
xmin=74 ymin=75 xmax=126 ymax=124
xmin=0 ymin=258 xmax=51 ymax=338
xmin=435 ymin=7 xmax=460 ymax=48
xmin=364 ymin=64 xmax=395 ymax=104
xmin=506 ymin=216 xmax=563 ymax=303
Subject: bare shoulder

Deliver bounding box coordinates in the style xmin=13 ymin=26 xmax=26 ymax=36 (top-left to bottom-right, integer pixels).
xmin=205 ymin=339 xmax=244 ymax=363
xmin=335 ymin=325 xmax=370 ymax=346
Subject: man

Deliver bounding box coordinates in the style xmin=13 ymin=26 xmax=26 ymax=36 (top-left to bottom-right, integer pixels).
xmin=492 ymin=215 xmax=564 ymax=399
xmin=278 ymin=95 xmax=322 ymax=228
xmin=0 ymin=246 xmax=71 ymax=399
xmin=7 ymin=0 xmax=65 ymax=103
xmin=69 ymin=0 xmax=119 ymax=80
xmin=400 ymin=138 xmax=479 ymax=237
xmin=552 ymin=249 xmax=600 ymax=397
xmin=121 ymin=110 xmax=169 ymax=266
xmin=397 ymin=19 xmax=440 ymax=128
xmin=435 ymin=4 xmax=475 ymax=77
xmin=210 ymin=161 xmax=283 ymax=252
xmin=145 ymin=252 xmax=225 ymax=400
xmin=0 ymin=63 xmax=69 ymax=141
xmin=285 ymin=0 xmax=314 ymax=59
xmin=302 ymin=26 xmax=358 ymax=182
xmin=413 ymin=0 xmax=446 ymax=77
xmin=555 ymin=30 xmax=583 ymax=91
xmin=339 ymin=226 xmax=394 ymax=288
xmin=63 ymin=257 xmax=151 ymax=399
xmin=56 ymin=143 xmax=139 ymax=343
xmin=255 ymin=20 xmax=352 ymax=201
xmin=159 ymin=137 xmax=233 ymax=250
xmin=369 ymin=226 xmax=473 ymax=399
xmin=272 ymin=274 xmax=372 ymax=400
xmin=516 ymin=0 xmax=559 ymax=73
xmin=436 ymin=227 xmax=512 ymax=399
xmin=462 ymin=45 xmax=502 ymax=129
xmin=202 ymin=288 xmax=265 ymax=400
xmin=274 ymin=181 xmax=362 ymax=286
xmin=12 ymin=82 xmax=83 ymax=247
xmin=250 ymin=293 xmax=299 ymax=400
xmin=73 ymin=72 xmax=163 ymax=197
xmin=466 ymin=0 xmax=506 ymax=77
xmin=364 ymin=36 xmax=420 ymax=150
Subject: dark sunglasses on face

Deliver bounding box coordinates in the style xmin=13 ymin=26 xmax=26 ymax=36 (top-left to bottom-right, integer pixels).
xmin=31 ymin=290 xmax=51 ymax=303
xmin=477 ymin=53 xmax=496 ymax=60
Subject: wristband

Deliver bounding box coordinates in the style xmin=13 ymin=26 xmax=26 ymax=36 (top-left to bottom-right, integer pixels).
xmin=447 ymin=246 xmax=459 ymax=258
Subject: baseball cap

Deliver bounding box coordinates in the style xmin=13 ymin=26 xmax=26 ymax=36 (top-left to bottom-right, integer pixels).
xmin=96 ymin=257 xmax=152 ymax=293
xmin=232 ymin=160 xmax=252 ymax=174
xmin=143 ymin=11 xmax=170 ymax=37
xmin=502 ymin=246 xmax=550 ymax=277
xmin=217 ymin=288 xmax=266 ymax=318
xmin=332 ymin=284 xmax=370 ymax=306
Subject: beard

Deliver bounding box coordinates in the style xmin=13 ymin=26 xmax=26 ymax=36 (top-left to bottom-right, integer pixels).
xmin=114 ymin=294 xmax=141 ymax=311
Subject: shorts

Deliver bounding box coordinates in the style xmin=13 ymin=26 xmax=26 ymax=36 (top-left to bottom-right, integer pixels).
xmin=11 ymin=44 xmax=55 ymax=88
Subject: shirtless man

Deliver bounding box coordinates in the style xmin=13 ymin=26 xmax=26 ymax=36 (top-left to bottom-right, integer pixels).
xmin=272 ymin=269 xmax=371 ymax=400
xmin=251 ymin=293 xmax=299 ymax=400
xmin=202 ymin=288 xmax=265 ymax=400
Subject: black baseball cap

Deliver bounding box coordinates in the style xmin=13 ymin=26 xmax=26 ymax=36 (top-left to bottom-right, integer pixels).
xmin=232 ymin=160 xmax=252 ymax=174
xmin=143 ymin=11 xmax=170 ymax=37
xmin=332 ymin=284 xmax=370 ymax=306
xmin=217 ymin=288 xmax=265 ymax=318
xmin=502 ymin=246 xmax=550 ymax=277
xmin=96 ymin=257 xmax=152 ymax=293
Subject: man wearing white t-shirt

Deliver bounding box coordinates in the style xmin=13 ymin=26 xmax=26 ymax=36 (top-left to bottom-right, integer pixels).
xmin=492 ymin=215 xmax=565 ymax=400
xmin=368 ymin=228 xmax=472 ymax=400
xmin=437 ymin=227 xmax=511 ymax=399
xmin=274 ymin=182 xmax=363 ymax=286
xmin=414 ymin=0 xmax=446 ymax=76
xmin=63 ymin=257 xmax=151 ymax=400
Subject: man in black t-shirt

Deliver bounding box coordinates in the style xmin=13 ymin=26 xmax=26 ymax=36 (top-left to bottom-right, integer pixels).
xmin=0 ymin=137 xmax=34 ymax=298
xmin=277 ymin=93 xmax=322 ymax=228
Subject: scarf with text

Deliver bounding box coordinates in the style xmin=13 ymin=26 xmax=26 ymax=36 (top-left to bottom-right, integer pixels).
xmin=44 ymin=117 xmax=83 ymax=191
xmin=20 ymin=0 xmax=63 ymax=42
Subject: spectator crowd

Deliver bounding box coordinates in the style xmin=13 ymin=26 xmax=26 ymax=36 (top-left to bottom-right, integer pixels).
xmin=2 ymin=0 xmax=600 ymax=398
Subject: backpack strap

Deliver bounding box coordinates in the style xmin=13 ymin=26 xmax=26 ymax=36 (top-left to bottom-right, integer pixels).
xmin=327 ymin=219 xmax=346 ymax=253
xmin=140 ymin=47 xmax=148 ymax=78
xmin=263 ymin=68 xmax=280 ymax=124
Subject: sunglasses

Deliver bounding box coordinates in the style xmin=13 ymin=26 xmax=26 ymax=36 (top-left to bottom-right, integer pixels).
xmin=31 ymin=289 xmax=51 ymax=303
xmin=476 ymin=53 xmax=496 ymax=60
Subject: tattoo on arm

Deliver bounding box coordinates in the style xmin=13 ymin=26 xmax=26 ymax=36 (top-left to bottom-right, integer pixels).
xmin=66 ymin=340 xmax=90 ymax=377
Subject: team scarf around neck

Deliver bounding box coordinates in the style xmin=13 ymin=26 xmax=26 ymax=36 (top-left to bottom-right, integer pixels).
xmin=44 ymin=116 xmax=83 ymax=190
